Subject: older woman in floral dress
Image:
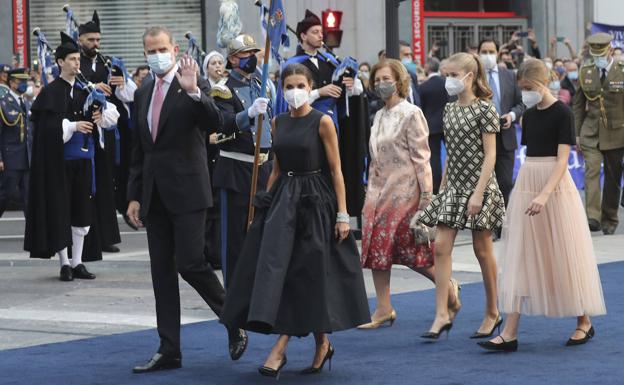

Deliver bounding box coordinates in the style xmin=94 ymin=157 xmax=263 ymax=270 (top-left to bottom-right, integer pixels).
xmin=359 ymin=59 xmax=460 ymax=329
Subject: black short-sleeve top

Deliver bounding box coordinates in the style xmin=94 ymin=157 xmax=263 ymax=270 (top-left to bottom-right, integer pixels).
xmin=521 ymin=100 xmax=575 ymax=157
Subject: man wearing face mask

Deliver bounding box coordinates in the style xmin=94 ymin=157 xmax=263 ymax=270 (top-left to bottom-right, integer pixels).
xmin=561 ymin=59 xmax=579 ymax=104
xmin=127 ymin=26 xmax=248 ymax=372
xmin=574 ymin=32 xmax=624 ymax=235
xmin=0 ymin=65 xmax=11 ymax=99
xmin=211 ymin=33 xmax=273 ymax=291
xmin=0 ymin=68 xmax=33 ymax=218
xmin=478 ymin=39 xmax=526 ymax=215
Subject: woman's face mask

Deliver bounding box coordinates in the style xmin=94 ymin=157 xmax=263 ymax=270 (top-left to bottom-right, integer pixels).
xmin=375 ymin=81 xmax=397 ymax=101
xmin=444 ymin=73 xmax=470 ymax=96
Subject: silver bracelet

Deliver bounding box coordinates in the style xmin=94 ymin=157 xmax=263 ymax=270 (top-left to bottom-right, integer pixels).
xmin=336 ymin=212 xmax=350 ymax=223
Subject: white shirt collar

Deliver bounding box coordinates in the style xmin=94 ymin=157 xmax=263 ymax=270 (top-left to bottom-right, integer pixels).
xmin=488 ymin=65 xmax=499 ymax=74
xmin=156 ymin=64 xmax=178 ymax=85
xmin=605 ymin=57 xmax=615 ymax=72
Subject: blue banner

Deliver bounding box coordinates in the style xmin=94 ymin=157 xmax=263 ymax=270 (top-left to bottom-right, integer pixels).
xmin=591 ymin=22 xmax=624 ymax=49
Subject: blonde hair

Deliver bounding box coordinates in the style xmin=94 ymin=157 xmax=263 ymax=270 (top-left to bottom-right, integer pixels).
xmin=447 ymin=52 xmax=492 ymax=100
xmin=517 ymin=58 xmax=550 ymax=86
xmin=369 ymin=59 xmax=411 ymax=99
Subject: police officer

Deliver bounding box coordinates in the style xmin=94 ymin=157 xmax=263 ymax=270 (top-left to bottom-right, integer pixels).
xmin=0 ymin=64 xmax=11 ymax=99
xmin=211 ymin=33 xmax=273 ymax=287
xmin=0 ymin=68 xmax=32 ymax=217
xmin=574 ymin=32 xmax=624 ymax=235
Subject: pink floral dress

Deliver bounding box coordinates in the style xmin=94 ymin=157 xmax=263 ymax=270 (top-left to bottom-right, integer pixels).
xmin=361 ymin=100 xmax=434 ymax=270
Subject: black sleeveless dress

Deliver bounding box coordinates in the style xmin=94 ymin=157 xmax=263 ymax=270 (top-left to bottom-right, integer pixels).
xmin=221 ymin=109 xmax=370 ymax=336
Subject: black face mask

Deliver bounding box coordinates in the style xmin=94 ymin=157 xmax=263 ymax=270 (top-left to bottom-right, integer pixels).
xmin=238 ymin=55 xmax=257 ymax=74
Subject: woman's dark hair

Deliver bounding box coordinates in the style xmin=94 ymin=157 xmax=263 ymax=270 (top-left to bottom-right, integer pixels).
xmin=280 ymin=63 xmax=314 ymax=88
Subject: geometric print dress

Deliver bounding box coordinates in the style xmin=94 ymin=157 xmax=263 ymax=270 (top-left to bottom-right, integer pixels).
xmin=418 ymin=99 xmax=505 ymax=230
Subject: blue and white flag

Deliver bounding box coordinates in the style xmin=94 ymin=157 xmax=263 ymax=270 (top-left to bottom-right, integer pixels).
xmin=261 ymin=0 xmax=290 ymax=63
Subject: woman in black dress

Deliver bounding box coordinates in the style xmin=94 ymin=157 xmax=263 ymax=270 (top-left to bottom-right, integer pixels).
xmin=221 ymin=63 xmax=369 ymax=378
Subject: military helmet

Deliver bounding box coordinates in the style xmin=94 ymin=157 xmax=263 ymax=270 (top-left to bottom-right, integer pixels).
xmin=227 ymin=34 xmax=260 ymax=57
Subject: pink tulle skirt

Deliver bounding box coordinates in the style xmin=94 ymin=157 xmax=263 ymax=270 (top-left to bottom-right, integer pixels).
xmin=498 ymin=157 xmax=606 ymax=317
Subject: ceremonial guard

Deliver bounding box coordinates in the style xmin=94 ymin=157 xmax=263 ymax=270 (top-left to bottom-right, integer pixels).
xmin=0 ymin=68 xmax=33 ymax=217
xmin=76 ymin=10 xmax=136 ymax=255
xmin=574 ymin=32 xmax=624 ymax=235
xmin=276 ymin=10 xmax=369 ymax=216
xmin=0 ymin=64 xmax=11 ymax=99
xmin=24 ymin=32 xmax=119 ymax=281
xmin=211 ymin=33 xmax=273 ymax=286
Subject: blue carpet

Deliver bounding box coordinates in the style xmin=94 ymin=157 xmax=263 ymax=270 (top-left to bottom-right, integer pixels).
xmin=2 ymin=262 xmax=623 ymax=385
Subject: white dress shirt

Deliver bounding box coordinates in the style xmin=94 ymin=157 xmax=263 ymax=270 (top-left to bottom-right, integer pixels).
xmin=147 ymin=64 xmax=201 ymax=135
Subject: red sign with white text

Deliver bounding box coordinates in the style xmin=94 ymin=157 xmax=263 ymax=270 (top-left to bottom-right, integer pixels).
xmin=412 ymin=0 xmax=425 ymax=65
xmin=13 ymin=0 xmax=29 ymax=67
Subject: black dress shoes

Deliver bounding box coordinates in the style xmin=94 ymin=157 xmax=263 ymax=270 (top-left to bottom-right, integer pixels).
xmin=588 ymin=219 xmax=601 ymax=232
xmin=102 ymin=244 xmax=120 ymax=253
xmin=566 ymin=326 xmax=595 ymax=346
xmin=59 ymin=265 xmax=73 ymax=281
xmin=228 ymin=328 xmax=248 ymax=361
xmin=72 ymin=264 xmax=96 ymax=279
xmin=477 ymin=336 xmax=518 ymax=352
xmin=602 ymin=226 xmax=616 ymax=235
xmin=132 ymin=353 xmax=181 ymax=374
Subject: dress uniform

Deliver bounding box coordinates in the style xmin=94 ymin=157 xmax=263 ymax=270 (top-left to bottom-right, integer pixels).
xmin=212 ymin=34 xmax=273 ymax=287
xmin=0 ymin=64 xmax=11 ymax=99
xmin=0 ymin=68 xmax=32 ymax=217
xmin=574 ymin=32 xmax=624 ymax=235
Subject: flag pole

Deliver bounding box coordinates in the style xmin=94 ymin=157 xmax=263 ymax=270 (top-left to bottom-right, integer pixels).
xmin=247 ymin=0 xmax=273 ymax=228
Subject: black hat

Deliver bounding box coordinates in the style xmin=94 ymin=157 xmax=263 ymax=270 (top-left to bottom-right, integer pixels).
xmin=7 ymin=68 xmax=29 ymax=80
xmin=296 ymin=10 xmax=322 ymax=40
xmin=55 ymin=32 xmax=80 ymax=61
xmin=78 ymin=10 xmax=100 ymax=35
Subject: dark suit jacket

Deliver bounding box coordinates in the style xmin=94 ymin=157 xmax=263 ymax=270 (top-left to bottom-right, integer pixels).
xmin=408 ymin=71 xmax=421 ymax=107
xmin=127 ymin=74 xmax=222 ymax=218
xmin=496 ymin=66 xmax=525 ymax=152
xmin=419 ymin=75 xmax=448 ymax=135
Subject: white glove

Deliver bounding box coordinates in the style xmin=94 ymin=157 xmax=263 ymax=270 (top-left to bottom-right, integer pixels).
xmin=247 ymin=97 xmax=269 ymax=119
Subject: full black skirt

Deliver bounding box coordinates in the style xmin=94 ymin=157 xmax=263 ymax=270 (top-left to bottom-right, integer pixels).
xmin=221 ymin=173 xmax=370 ymax=336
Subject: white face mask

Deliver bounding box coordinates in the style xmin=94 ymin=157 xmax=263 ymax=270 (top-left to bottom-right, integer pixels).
xmin=25 ymin=86 xmax=34 ymax=97
xmin=147 ymin=52 xmax=174 ymax=75
xmin=522 ymin=90 xmax=543 ymax=108
xmin=480 ymin=54 xmax=497 ymax=70
xmin=545 ymin=61 xmax=553 ymax=70
xmin=445 ymin=73 xmax=469 ymax=96
xmin=593 ymin=55 xmax=609 ymax=69
xmin=284 ymin=88 xmax=309 ymax=109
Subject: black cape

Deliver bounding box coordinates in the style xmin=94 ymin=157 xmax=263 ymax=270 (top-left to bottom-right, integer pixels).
xmin=25 ymin=79 xmax=76 ymax=258
xmin=80 ymin=55 xmax=121 ymax=260
xmin=338 ymin=93 xmax=370 ymax=217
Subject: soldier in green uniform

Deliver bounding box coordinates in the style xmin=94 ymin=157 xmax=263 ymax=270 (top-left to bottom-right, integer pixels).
xmin=574 ymin=32 xmax=624 ymax=235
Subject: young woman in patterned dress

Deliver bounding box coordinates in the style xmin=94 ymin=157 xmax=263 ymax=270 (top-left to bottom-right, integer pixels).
xmin=359 ymin=59 xmax=461 ymax=330
xmin=418 ymin=52 xmax=506 ymax=339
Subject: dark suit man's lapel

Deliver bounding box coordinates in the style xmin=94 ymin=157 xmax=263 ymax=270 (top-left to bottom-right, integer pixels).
xmin=140 ymin=79 xmax=155 ymax=143
xmin=156 ymin=76 xmax=182 ymax=139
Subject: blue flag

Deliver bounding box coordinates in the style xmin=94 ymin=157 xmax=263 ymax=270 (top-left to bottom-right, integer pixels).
xmin=65 ymin=9 xmax=79 ymax=41
xmin=262 ymin=0 xmax=289 ymax=63
xmin=109 ymin=56 xmax=130 ymax=83
xmin=35 ymin=30 xmax=55 ymax=86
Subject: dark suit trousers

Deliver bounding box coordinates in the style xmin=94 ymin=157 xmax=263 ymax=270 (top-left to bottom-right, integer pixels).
xmin=601 ymin=147 xmax=624 ymax=229
xmin=495 ymin=149 xmax=516 ymax=207
xmin=220 ymin=189 xmax=249 ymax=288
xmin=0 ymin=170 xmax=29 ymax=217
xmin=146 ymin=185 xmax=225 ymax=357
xmin=428 ymin=133 xmax=444 ymax=195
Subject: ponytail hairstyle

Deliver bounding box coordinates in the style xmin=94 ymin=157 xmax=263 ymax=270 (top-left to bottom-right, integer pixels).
xmin=447 ymin=52 xmax=493 ymax=100
xmin=516 ymin=58 xmax=549 ymax=87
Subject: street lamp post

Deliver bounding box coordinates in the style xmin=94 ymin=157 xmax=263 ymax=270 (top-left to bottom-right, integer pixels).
xmin=385 ymin=0 xmax=403 ymax=59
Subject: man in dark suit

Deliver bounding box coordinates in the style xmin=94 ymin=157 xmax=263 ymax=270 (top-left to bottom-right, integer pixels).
xmin=126 ymin=26 xmax=247 ymax=374
xmin=419 ymin=57 xmax=448 ymax=194
xmin=479 ymin=39 xmax=526 ymax=208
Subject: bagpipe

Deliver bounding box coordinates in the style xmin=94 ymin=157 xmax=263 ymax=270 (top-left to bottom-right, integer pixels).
xmin=32 ymin=28 xmax=57 ymax=86
xmin=254 ymin=0 xmax=358 ymax=91
xmin=75 ymin=70 xmax=107 ymax=152
xmin=185 ymin=31 xmax=207 ymax=76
